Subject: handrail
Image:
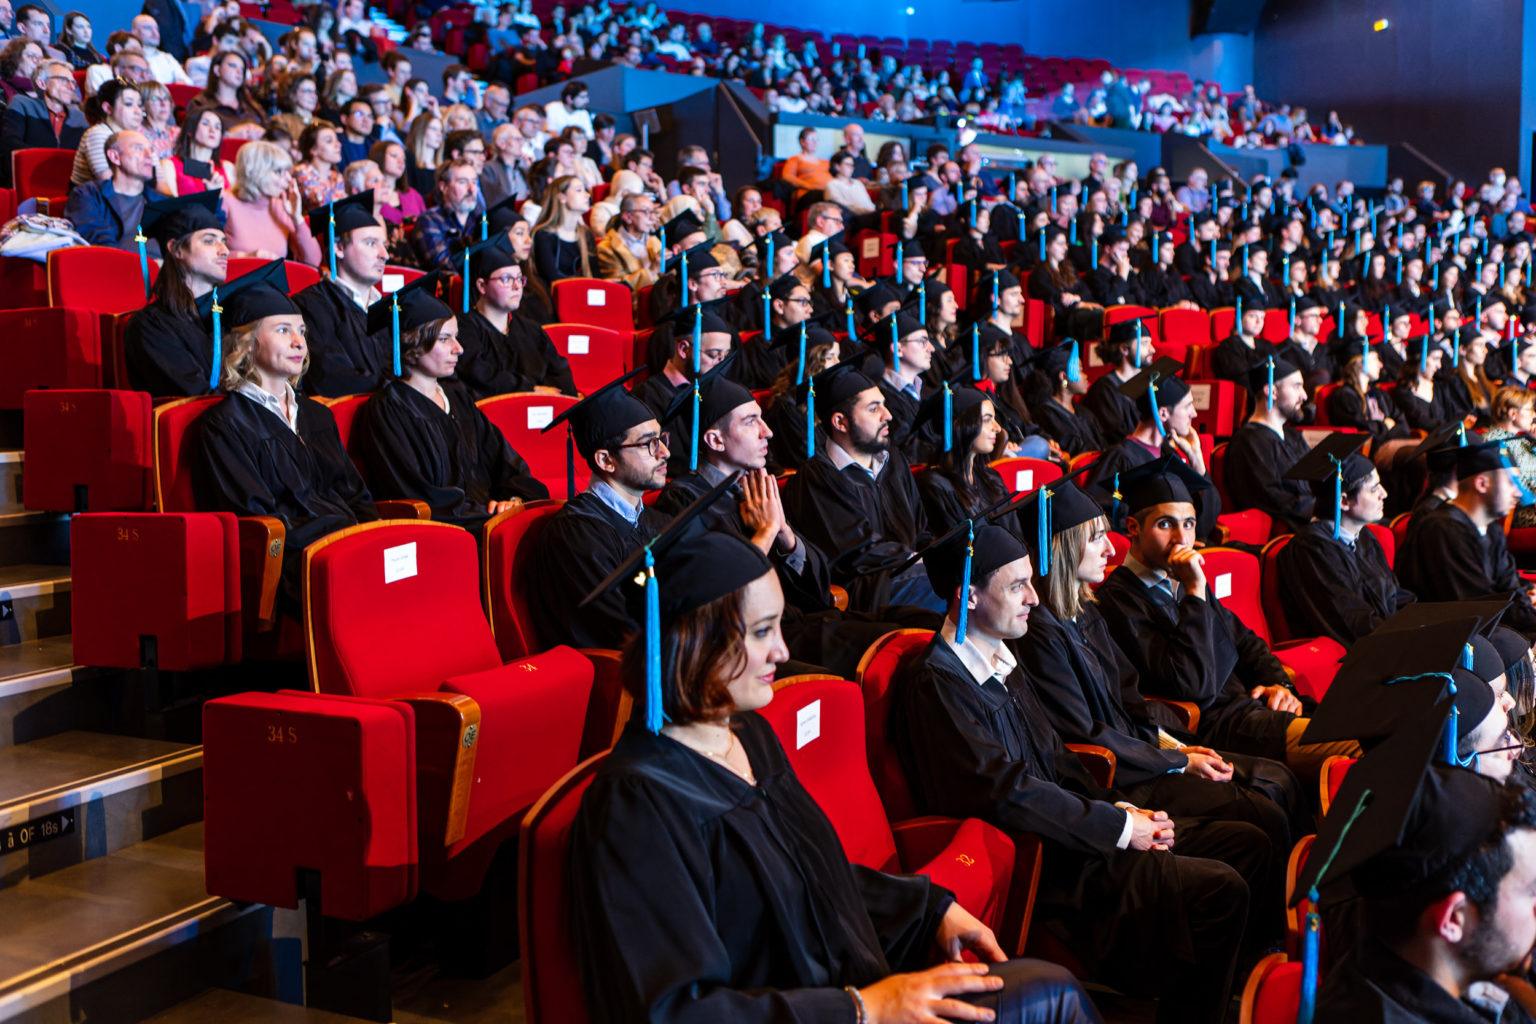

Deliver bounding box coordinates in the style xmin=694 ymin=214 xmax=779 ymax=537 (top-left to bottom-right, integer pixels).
xmin=717 ymin=82 xmax=764 ymax=161
xmin=1398 ymin=141 xmax=1453 ymax=184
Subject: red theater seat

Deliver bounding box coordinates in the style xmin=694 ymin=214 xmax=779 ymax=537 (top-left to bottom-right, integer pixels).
xmin=477 ymin=392 xmax=586 ymax=498
xmin=1216 ymin=508 xmax=1273 ymax=547
xmin=855 ymin=628 xmax=941 ymax=821
xmin=316 ymin=393 xmax=370 ymax=450
xmin=483 ymin=500 xmax=562 ymax=662
xmin=48 ymin=246 xmax=157 ymax=314
xmin=989 ymin=456 xmax=1064 ymax=494
xmin=1159 ymin=307 xmax=1211 ymax=350
xmin=1239 ymin=953 xmax=1302 ymax=1024
xmin=758 ymin=676 xmax=1018 ymax=944
xmin=1320 ymin=755 xmax=1354 ymax=815
xmin=542 ymin=323 xmax=630 ymax=394
xmin=1187 ymin=379 xmax=1244 ymax=439
xmin=203 ymin=690 xmax=418 ymax=920
xmin=0 ymin=256 xmax=48 ymax=310
xmin=12 ymin=147 xmax=72 ymax=207
xmin=224 ymin=257 xmax=320 ymax=294
xmin=23 ymin=388 xmax=152 ymax=511
xmin=1366 ymin=521 xmax=1395 ymax=568
xmin=553 ymin=278 xmax=634 ymax=333
xmin=2 ymin=309 xmax=104 ymax=407
xmin=1208 ymin=306 xmax=1236 ymax=342
xmin=519 ymin=754 xmax=605 ymax=1024
xmin=304 ymin=519 xmax=593 ymax=900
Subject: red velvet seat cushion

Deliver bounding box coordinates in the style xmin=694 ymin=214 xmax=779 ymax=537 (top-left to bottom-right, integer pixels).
xmin=1274 ymin=637 xmax=1345 ymax=702
xmin=905 ymin=816 xmax=1016 ymax=932
xmin=1250 ymin=960 xmax=1302 ymax=1024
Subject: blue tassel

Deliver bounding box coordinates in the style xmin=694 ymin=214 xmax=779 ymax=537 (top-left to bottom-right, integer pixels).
xmin=821 ymin=243 xmax=831 ymax=287
xmin=766 ymin=233 xmax=774 ymax=275
xmin=1050 ymin=185 xmax=1057 ymax=213
xmin=795 ymin=322 xmax=807 ymax=385
xmin=1069 ymin=218 xmax=1077 ymax=245
xmin=1066 ymin=338 xmax=1081 ymax=382
xmin=1209 ymin=238 xmax=1216 ymax=263
xmin=208 ymin=287 xmax=222 ymax=390
xmin=1462 ymin=642 xmax=1475 ymax=670
xmin=804 ymin=380 xmax=816 ymax=460
xmin=327 ymin=206 xmax=336 ymax=280
xmin=1299 ymin=794 xmax=1372 ymax=1024
xmin=1037 ymin=229 xmax=1046 ymax=261
xmin=391 ymin=293 xmax=401 ymax=376
xmin=991 ymin=273 xmax=999 ymax=312
xmin=462 ymin=247 xmax=471 ymax=313
xmin=688 ymin=379 xmax=701 ymax=471
xmin=659 ymin=225 xmax=666 ymax=254
xmin=1457 ymin=423 xmax=1467 ymax=447
xmin=1337 ymin=301 xmax=1345 ymax=343
xmin=890 ymin=311 xmax=899 ymax=367
xmin=1477 ymin=294 xmax=1484 ymax=323
xmin=954 ymin=180 xmax=963 ymax=207
xmin=919 ymin=280 xmax=926 ymax=321
xmin=1235 ymin=294 xmax=1243 ymax=325
xmin=845 ymin=298 xmax=854 ymax=339
xmin=968 ymin=200 xmax=976 ymax=229
xmin=1453 ymin=333 xmax=1461 ymax=368
xmin=900 ymin=180 xmax=908 ymax=209
xmin=1396 ymin=256 xmax=1403 ymax=285
xmin=1265 ymin=356 xmax=1275 ymax=411
xmin=1151 ymin=231 xmax=1159 ymax=264
xmin=1446 ymin=686 xmax=1460 ymax=765
xmin=955 ymin=520 xmax=975 ymax=643
xmin=1036 ymin=487 xmax=1051 ymax=577
xmin=1242 ymin=245 xmax=1249 ymax=277
xmin=642 ymin=547 xmax=666 ymax=734
xmin=135 ymin=227 xmax=151 ymax=300
xmin=479 ymin=213 xmax=487 ymax=242
xmin=971 ymin=324 xmax=981 ymax=381
xmin=1289 ymin=296 xmax=1296 ymax=336
xmin=681 ymin=251 xmax=690 ymax=307
xmin=1111 ymin=472 xmax=1121 ymax=522
xmin=762 ymin=288 xmax=771 ymax=344
xmin=942 ymin=382 xmax=953 ymax=452
xmin=691 ymin=305 xmax=702 ymax=374
xmin=1133 ymin=318 xmax=1143 ymax=369
xmin=1090 ymin=236 xmax=1098 ymax=267
xmin=1502 ymin=261 xmax=1508 ymax=288
xmin=1329 ymin=456 xmax=1343 ymax=540
xmin=1150 ymin=377 xmax=1163 ymax=438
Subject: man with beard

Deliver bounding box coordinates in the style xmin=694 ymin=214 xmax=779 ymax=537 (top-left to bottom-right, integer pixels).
xmin=1224 ymin=355 xmax=1315 ymax=533
xmin=293 ymin=191 xmax=391 ymax=397
xmin=527 ymin=370 xmax=673 ymax=650
xmin=781 ymin=358 xmax=938 ymax=614
xmin=408 ymin=159 xmax=484 ymax=272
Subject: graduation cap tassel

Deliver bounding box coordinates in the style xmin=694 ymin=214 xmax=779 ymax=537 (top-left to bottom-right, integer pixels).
xmin=918 ymin=280 xmax=926 ymax=321
xmin=1050 ymin=185 xmax=1057 ymax=213
xmin=971 ymin=323 xmax=981 ymax=381
xmin=327 ymin=207 xmax=337 ymax=280
xmin=795 ymin=322 xmax=807 ymax=385
xmin=135 ymin=226 xmax=151 ymax=301
xmin=1337 ymin=301 xmax=1345 ymax=343
xmin=821 ymin=243 xmax=831 ymax=288
xmin=1288 ymin=297 xmax=1296 ymax=336
xmin=1298 ymin=794 xmax=1372 ymax=1024
xmin=1235 ymin=294 xmax=1243 ymax=325
xmin=1453 ymin=333 xmax=1461 ymax=368
xmin=765 ymin=233 xmax=774 ymax=275
xmin=208 ymin=288 xmax=222 ymax=391
xmin=1265 ymin=356 xmax=1275 ymax=411
xmin=1394 ymin=256 xmax=1402 ymax=286
xmin=479 ymin=213 xmax=488 ymax=242
xmin=1110 ymin=472 xmax=1121 ymax=522
xmin=942 ymin=381 xmax=953 ymax=452
xmin=1241 ymin=245 xmax=1249 ymax=277
xmin=1328 ymin=455 xmax=1343 ymax=540
xmin=991 ymin=273 xmax=999 ymax=313
xmin=762 ymin=289 xmax=771 ymax=344
xmin=1501 ymin=261 xmax=1508 ymax=289
xmin=1069 ymin=218 xmax=1077 ymax=246
xmin=1036 ymin=487 xmax=1051 ymax=577
xmin=659 ymin=224 xmax=667 ymax=254
xmin=1066 ymin=338 xmax=1081 ymax=383
xmin=1432 ymin=261 xmax=1439 ymax=290
xmin=1420 ymin=336 xmax=1428 ymax=376
xmin=955 ymin=520 xmax=975 ymax=644
xmin=1445 ymin=678 xmax=1460 ymax=766
xmin=1090 ymin=235 xmax=1098 ymax=267
xmin=681 ymin=251 xmax=691 ymax=307
xmin=688 ymin=378 xmax=701 ymax=472
xmin=642 ymin=547 xmax=666 ymax=734
xmin=894 ymin=240 xmax=903 ymax=283
xmin=462 ymin=247 xmax=471 ymax=313
xmin=1037 ymin=228 xmax=1046 ymax=262
xmin=391 ymin=293 xmax=401 ymax=376
xmin=845 ymin=298 xmax=855 ymax=339
xmin=1151 ymin=231 xmax=1159 ymax=264
xmin=804 ymin=379 xmax=816 ymax=460
xmin=1149 ymin=377 xmax=1164 ymax=438
xmin=900 ymin=180 xmax=908 ymax=209
xmin=1133 ymin=318 xmax=1143 ymax=369
xmin=1457 ymin=423 xmax=1467 ymax=447
xmin=890 ymin=311 xmax=899 ymax=367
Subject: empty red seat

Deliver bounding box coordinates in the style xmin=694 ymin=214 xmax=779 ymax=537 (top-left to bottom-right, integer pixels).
xmin=305 ymin=519 xmax=594 ymax=900
xmin=542 ymin=323 xmax=630 ymax=395
xmin=1208 ymin=306 xmax=1236 ymax=341
xmin=1215 ymin=508 xmax=1273 ymax=548
xmin=1187 ymin=378 xmax=1245 ymax=438
xmin=22 ymin=388 xmax=152 ymax=511
xmin=48 ymin=246 xmax=158 ymax=313
xmin=477 ymin=392 xmax=586 ymax=498
xmin=855 ymin=628 xmax=941 ymax=821
xmin=2 ymin=308 xmax=103 ymax=408
xmin=1239 ymin=953 xmax=1302 ymax=1024
xmin=552 ymin=278 xmax=634 ymax=333
xmin=11 ymin=147 xmax=72 ymax=206
xmin=1261 ymin=308 xmax=1291 ymax=343
xmin=483 ymin=500 xmax=563 ymax=661
xmin=988 ymin=456 xmax=1064 ymax=494
xmin=0 ymin=255 xmax=48 ymax=309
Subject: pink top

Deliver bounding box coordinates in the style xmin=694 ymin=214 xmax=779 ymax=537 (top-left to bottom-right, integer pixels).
xmin=171 ymin=156 xmax=232 ymax=197
xmin=220 ymin=192 xmax=323 ymax=267
xmin=379 ymin=187 xmax=427 ymax=225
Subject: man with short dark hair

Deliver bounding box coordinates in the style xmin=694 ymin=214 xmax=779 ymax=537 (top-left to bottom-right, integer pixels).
xmin=456 ymin=237 xmax=575 ymax=398
xmin=440 ymin=63 xmax=476 ymax=107
xmin=544 ymin=79 xmax=592 ymax=136
xmin=293 ymin=192 xmax=389 ymax=396
xmin=337 ymin=98 xmax=374 ymax=165
xmin=15 ymin=4 xmax=64 ymax=60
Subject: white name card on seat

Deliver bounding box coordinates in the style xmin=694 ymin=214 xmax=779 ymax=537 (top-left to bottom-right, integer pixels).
xmin=1190 ymin=383 xmax=1212 ymax=411
xmin=863 ymin=237 xmax=880 ymax=259
xmin=796 ymin=700 xmax=821 ymax=749
xmin=527 ymin=405 xmax=554 ymax=429
xmin=567 ymin=334 xmax=590 ymax=354
xmin=381 ymin=273 xmax=404 ymax=294
xmin=383 ymin=542 xmax=417 ymax=584
xmin=1015 ymin=469 xmax=1034 ymax=492
xmin=1214 ymin=572 xmax=1232 ymax=600
xmin=587 ymin=288 xmax=607 ymax=306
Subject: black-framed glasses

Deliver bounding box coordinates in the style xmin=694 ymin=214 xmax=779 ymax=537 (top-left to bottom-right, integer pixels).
xmin=617 ymin=431 xmax=669 ymax=458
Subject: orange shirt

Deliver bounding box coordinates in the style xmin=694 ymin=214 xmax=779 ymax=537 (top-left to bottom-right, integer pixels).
xmin=781 ymin=153 xmax=831 ymax=191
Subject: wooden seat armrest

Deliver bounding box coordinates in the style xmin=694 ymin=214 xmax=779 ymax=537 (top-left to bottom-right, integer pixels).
xmin=394 ymin=692 xmax=481 ymax=848
xmin=1065 ymin=743 xmax=1117 ymax=789
xmin=829 ymin=584 xmax=849 ymax=611
xmin=236 ymin=515 xmax=285 ymax=626
xmin=376 ymin=498 xmax=433 ymax=520
xmin=1146 ymin=697 xmax=1201 ymax=733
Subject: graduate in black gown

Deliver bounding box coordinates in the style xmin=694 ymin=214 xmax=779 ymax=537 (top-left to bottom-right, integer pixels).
xmin=914 ymin=383 xmax=1017 ymax=539
xmin=451 ymin=234 xmax=577 ymax=399
xmin=123 ymin=190 xmax=226 ymax=396
xmin=726 ymin=271 xmax=802 ymax=392
xmin=1135 ymin=229 xmax=1193 ymax=307
xmin=1208 ymin=301 xmax=1277 ymax=385
xmin=1188 ymin=240 xmax=1233 ymax=311
xmin=1326 ymin=345 xmax=1414 ymax=446
xmin=292 ymin=191 xmax=392 ymax=397
xmin=1397 ymin=437 xmax=1536 ymax=638
xmin=866 ymin=308 xmax=937 ymax=465
xmin=762 ymin=328 xmax=839 ymax=473
xmin=1276 ymin=433 xmax=1415 ymax=645
xmin=1224 ymin=355 xmax=1315 ymax=534
xmin=781 ymin=357 xmax=937 ymax=614
xmin=1395 ymin=336 xmax=1453 ymax=434
xmin=636 ymin=301 xmax=736 ymax=480
xmin=1024 ymin=339 xmax=1102 ymax=457
xmin=571 ymin=519 xmax=1104 ymax=1024
xmin=893 ymin=521 xmax=1268 ymax=1024
xmin=187 ymin=259 xmax=377 ymax=612
xmin=348 ymin=271 xmax=547 ymax=530
xmin=1078 ymin=316 xmax=1151 ymax=447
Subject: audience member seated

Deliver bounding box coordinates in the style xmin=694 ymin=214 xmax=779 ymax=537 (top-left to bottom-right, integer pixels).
xmin=292 ymin=191 xmax=389 ymax=396
xmin=63 ymin=127 xmax=158 ymax=252
xmin=1224 ymin=356 xmax=1314 ymax=533
xmin=155 ymin=106 xmax=233 ymax=196
xmin=70 ymin=77 xmax=142 ymax=184
xmin=530 ymin=173 xmax=594 ymax=283
xmin=594 ymin=191 xmax=660 ymax=289
xmin=124 ymin=190 xmax=226 ymax=395
xmin=453 ymin=235 xmax=576 ymax=399
xmin=409 ymin=157 xmax=481 ymax=272
xmin=0 ymin=58 xmax=84 ymax=185
xmin=221 ymin=140 xmax=323 ymax=263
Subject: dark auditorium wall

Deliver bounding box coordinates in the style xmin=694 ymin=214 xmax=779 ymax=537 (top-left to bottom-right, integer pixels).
xmin=1253 ymin=0 xmax=1536 ymax=185
xmin=666 ymin=0 xmax=1255 ymax=89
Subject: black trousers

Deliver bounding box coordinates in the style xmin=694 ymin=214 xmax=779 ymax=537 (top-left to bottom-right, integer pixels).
xmin=957 ymin=958 xmax=1104 ymax=1023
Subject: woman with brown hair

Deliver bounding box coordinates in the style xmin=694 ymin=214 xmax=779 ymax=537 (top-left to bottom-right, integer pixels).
xmin=293 ymin=120 xmax=346 ymax=210
xmin=915 ymin=385 xmax=1016 ymax=538
xmin=570 ymin=512 xmax=1103 ymax=1024
xmin=763 ymin=333 xmax=839 ymax=473
xmin=1439 ymin=331 xmax=1500 ymax=428
xmin=530 ymin=173 xmax=594 ymax=284
xmin=156 ymin=106 xmax=234 ymax=196
xmin=1325 ymin=347 xmax=1411 ymax=446
xmin=185 ymin=50 xmax=266 ymax=139
xmin=124 ymin=190 xmax=228 ymax=396
xmin=1485 ymin=386 xmax=1536 ymax=527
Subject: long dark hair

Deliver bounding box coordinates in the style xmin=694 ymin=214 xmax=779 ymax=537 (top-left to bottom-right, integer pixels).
xmin=173 ymin=107 xmax=224 ymax=163
xmin=151 ymin=235 xmax=201 ymax=316
xmin=930 ymin=399 xmax=1007 ymax=512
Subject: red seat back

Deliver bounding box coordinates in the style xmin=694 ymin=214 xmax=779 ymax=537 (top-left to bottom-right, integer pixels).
xmin=856 ymin=629 xmax=936 ymax=822
xmin=48 ymin=246 xmax=157 ymax=314
xmin=1366 ymin=521 xmax=1395 ymax=568
xmin=1311 ymin=382 xmax=1340 ymax=425
xmin=476 ymin=392 xmax=587 ymax=498
xmin=519 ymin=754 xmax=604 ymax=1024
xmin=1208 ymin=306 xmax=1236 ymax=341
xmin=304 ymin=521 xmax=502 ymax=698
xmin=1159 ymin=307 xmax=1211 ymax=349
xmin=225 ymin=257 xmax=320 ymax=295
xmin=153 ymin=395 xmax=223 ymax=512
xmin=988 ymin=456 xmax=1064 ymax=494
xmin=4 ymin=309 xmax=102 ymax=407
xmin=542 ymin=323 xmax=630 ymax=395
xmin=382 ymin=265 xmax=426 ymax=292
xmin=1389 ymin=512 xmax=1411 ymax=551
xmin=1196 ymin=546 xmax=1272 ymax=643
xmin=318 ymin=393 xmax=370 ymax=450
xmin=1321 ymin=755 xmax=1355 ymax=815
xmin=1240 ymin=954 xmax=1303 ymax=1024
xmin=166 ymin=82 xmax=201 ymax=110
xmin=758 ymin=676 xmax=900 ymax=871
xmin=1187 ymin=378 xmax=1244 ymax=439
xmin=0 ymin=255 xmax=48 ymax=309
xmin=1260 ymin=534 xmax=1292 ymax=641
xmin=1261 ymin=308 xmax=1291 ymax=342
xmin=484 ymin=501 xmax=564 ymax=661
xmin=552 ymin=278 xmax=634 ymax=333
xmin=23 ymin=388 xmax=152 ymax=511
xmin=12 ymin=147 xmax=72 ymax=200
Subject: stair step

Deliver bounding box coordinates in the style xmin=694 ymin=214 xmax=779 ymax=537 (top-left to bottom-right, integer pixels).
xmin=0 ymin=732 xmax=202 ymax=885
xmin=148 ymin=989 xmax=384 ymax=1023
xmin=0 ymin=823 xmax=269 ymax=1023
xmin=0 ymin=635 xmax=75 ymax=751
xmin=0 ymin=564 xmax=70 ymax=647
xmin=0 ymin=452 xmax=19 ymax=517
xmin=0 ymin=511 xmax=68 ymax=574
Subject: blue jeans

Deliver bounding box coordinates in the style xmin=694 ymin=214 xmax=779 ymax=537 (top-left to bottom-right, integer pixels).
xmin=886 ymin=564 xmax=948 ymax=613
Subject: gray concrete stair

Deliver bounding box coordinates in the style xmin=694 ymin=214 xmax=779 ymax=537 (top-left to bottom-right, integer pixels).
xmin=0 ymin=566 xmax=70 ymax=648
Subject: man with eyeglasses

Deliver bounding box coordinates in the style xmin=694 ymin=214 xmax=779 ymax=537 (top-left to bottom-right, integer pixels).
xmin=794 ymin=201 xmax=845 ymax=263
xmin=595 ymin=192 xmax=661 ymax=289
xmin=292 ymin=191 xmax=390 ymax=396
xmin=358 ymin=84 xmax=402 ymax=143
xmin=528 ymin=373 xmax=673 ymax=650
xmin=337 ymin=98 xmax=375 ymax=166
xmin=456 ymin=237 xmax=576 ymax=399
xmin=409 ymin=158 xmax=484 ymax=272
xmin=511 ymin=103 xmax=548 ymax=151
xmin=0 ymin=59 xmax=84 ymax=186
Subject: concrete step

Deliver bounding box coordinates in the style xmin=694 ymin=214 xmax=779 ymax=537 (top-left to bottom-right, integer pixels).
xmin=0 ymin=566 xmax=69 ymax=648
xmin=147 ymin=989 xmax=384 ymax=1023
xmin=0 ymin=452 xmax=19 ymax=517
xmin=0 ymin=823 xmax=271 ymax=1024
xmin=0 ymin=636 xmax=75 ymax=750
xmin=0 ymin=512 xmax=68 ymax=574
xmin=0 ymin=731 xmax=202 ymax=887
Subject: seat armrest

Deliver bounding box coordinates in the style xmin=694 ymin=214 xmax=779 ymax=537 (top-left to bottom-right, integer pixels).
xmin=1146 ymin=696 xmax=1201 ymax=732
xmin=376 ymin=498 xmax=433 ymax=520
xmin=395 ymin=692 xmax=481 ymax=848
xmin=829 ymin=584 xmax=849 ymax=611
xmin=1065 ymin=743 xmax=1117 ymax=789
xmin=236 ymin=515 xmax=285 ymax=626
xmin=890 ymin=815 xmax=964 ymax=868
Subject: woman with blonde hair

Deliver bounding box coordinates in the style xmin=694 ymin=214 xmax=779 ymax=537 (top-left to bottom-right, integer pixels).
xmin=530 ymin=174 xmax=593 ymax=284
xmin=440 ymin=102 xmax=477 ymax=134
xmin=402 ymin=110 xmax=443 ymax=196
xmin=220 ymin=140 xmax=323 ymax=263
xmin=135 ymin=79 xmax=179 ymax=161
xmin=188 ymin=263 xmax=376 ymax=611
xmin=1486 ymin=386 xmax=1536 ymax=527
xmin=318 ymin=67 xmax=357 ymax=122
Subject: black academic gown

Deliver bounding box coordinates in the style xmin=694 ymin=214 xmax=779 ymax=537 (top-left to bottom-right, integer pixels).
xmin=1095 ymin=565 xmax=1297 ymax=762
xmin=454 ymin=307 xmax=577 ymax=399
xmin=894 ymin=637 xmax=1262 ymax=1024
xmin=1316 ymin=936 xmax=1495 ymax=1024
xmin=1031 ymin=398 xmax=1102 ymax=457
xmin=570 ymin=714 xmax=954 ymax=1024
xmin=123 ymin=300 xmax=213 ymax=396
xmin=1080 ymin=371 xmax=1138 ymax=446
xmin=527 ymin=489 xmax=671 ymax=650
xmin=189 ymin=391 xmax=377 ymax=609
xmin=1395 ymin=385 xmax=1450 ymax=433
xmin=1325 ymin=386 xmax=1413 ymax=444
xmin=1277 ymin=520 xmax=1415 ymax=646
xmin=764 ymin=392 xmax=823 ymax=473
xmin=292 ymin=279 xmax=389 ymax=398
xmin=782 ymin=446 xmax=929 ymax=613
xmin=1397 ymin=503 xmax=1536 ymax=637
xmin=1210 ymin=334 xmax=1278 ymax=385
xmin=1189 ymin=273 xmax=1233 ymax=311
xmin=1136 ymin=266 xmax=1192 ymax=308
xmin=878 ymin=378 xmax=928 ymax=465
xmin=1225 ymin=422 xmax=1314 ymax=534
xmin=915 ymin=464 xmax=1017 ymax=540
xmin=349 ymin=379 xmax=548 ymax=529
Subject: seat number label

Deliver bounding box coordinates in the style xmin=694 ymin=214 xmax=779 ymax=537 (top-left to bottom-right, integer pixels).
xmin=384 ymin=542 xmax=418 ymax=583
xmin=1 ymin=811 xmax=75 ymax=851
xmin=796 ymin=700 xmax=820 ymax=749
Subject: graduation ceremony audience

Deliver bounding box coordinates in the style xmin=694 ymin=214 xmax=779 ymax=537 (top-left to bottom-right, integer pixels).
xmin=25 ymin=3 xmax=1536 ymax=1023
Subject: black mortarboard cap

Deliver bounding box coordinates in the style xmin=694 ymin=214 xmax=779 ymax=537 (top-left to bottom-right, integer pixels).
xmin=456 ymin=234 xmax=516 ymax=282
xmin=1283 ymin=432 xmax=1372 ymax=526
xmin=1106 ymin=314 xmax=1156 ymax=345
xmin=305 ymin=188 xmax=378 ymax=243
xmin=856 ymin=280 xmax=902 ymax=318
xmin=923 ymin=522 xmax=1029 ymax=608
xmin=1118 ymin=453 xmax=1212 ymax=513
xmin=1033 ymin=337 xmax=1083 ymax=381
xmin=485 ymin=193 xmax=521 ymax=234
xmin=661 ymin=239 xmax=717 ymax=277
xmin=141 ymin=189 xmax=225 ymax=249
xmin=768 ymin=271 xmax=806 ymax=302
xmin=365 ymin=271 xmax=452 ymax=337
xmin=1410 ymin=422 xmax=1464 ymax=475
xmin=1452 ymin=438 xmax=1512 ymax=480
xmin=1118 ymin=356 xmax=1187 ymax=421
xmin=752 ymin=229 xmax=794 ymax=266
xmin=801 ymin=351 xmax=879 ymax=429
xmin=197 ymin=257 xmax=294 ymax=331
xmin=660 ymin=208 xmax=705 ymax=244
xmin=660 ymin=350 xmax=756 ymax=435
xmin=1245 ymin=353 xmax=1301 ymax=396
xmin=1293 ymin=294 xmax=1324 ymax=313
xmin=905 ymin=377 xmax=988 ymax=451
xmin=1015 ymin=479 xmax=1104 ymax=553
xmin=543 ymin=365 xmax=656 ymax=461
